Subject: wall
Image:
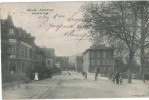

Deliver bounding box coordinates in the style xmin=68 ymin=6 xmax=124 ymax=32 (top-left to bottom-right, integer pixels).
xmin=83 ymin=51 xmax=90 ymax=74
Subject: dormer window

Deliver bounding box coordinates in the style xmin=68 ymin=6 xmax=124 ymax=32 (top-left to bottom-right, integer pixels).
xmin=9 ymin=29 xmax=14 ymax=34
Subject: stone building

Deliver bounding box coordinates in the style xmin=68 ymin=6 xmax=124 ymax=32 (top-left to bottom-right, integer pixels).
xmin=83 ymin=44 xmax=114 ymax=76
xmin=1 ymin=15 xmax=46 ymax=83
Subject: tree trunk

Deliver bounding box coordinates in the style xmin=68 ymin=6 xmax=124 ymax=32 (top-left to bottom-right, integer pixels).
xmin=128 ymin=51 xmax=133 ymax=83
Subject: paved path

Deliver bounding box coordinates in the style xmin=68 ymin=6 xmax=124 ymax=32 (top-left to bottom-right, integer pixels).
xmin=2 ymin=71 xmax=149 ymax=99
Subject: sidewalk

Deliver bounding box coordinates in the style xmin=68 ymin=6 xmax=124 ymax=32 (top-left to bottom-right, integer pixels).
xmin=2 ymin=78 xmax=58 ymax=99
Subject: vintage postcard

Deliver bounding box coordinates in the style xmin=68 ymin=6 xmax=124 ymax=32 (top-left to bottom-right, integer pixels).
xmin=1 ymin=1 xmax=149 ymax=99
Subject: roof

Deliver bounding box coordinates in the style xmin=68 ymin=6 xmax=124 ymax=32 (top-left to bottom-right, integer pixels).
xmin=41 ymin=48 xmax=55 ymax=58
xmin=76 ymin=56 xmax=83 ymax=60
xmin=83 ymin=44 xmax=114 ymax=55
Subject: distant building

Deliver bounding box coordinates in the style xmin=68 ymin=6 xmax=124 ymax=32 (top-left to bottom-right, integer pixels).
xmin=55 ymin=56 xmax=69 ymax=70
xmin=83 ymin=44 xmax=114 ymax=76
xmin=41 ymin=48 xmax=55 ymax=69
xmin=75 ymin=56 xmax=83 ymax=72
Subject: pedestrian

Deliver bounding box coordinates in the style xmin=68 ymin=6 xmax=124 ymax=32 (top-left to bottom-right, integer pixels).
xmin=119 ymin=76 xmax=123 ymax=84
xmin=132 ymin=73 xmax=135 ymax=79
xmin=69 ymin=72 xmax=71 ymax=76
xmin=82 ymin=71 xmax=86 ymax=79
xmin=112 ymin=73 xmax=116 ymax=84
xmin=34 ymin=72 xmax=39 ymax=81
xmin=95 ymin=68 xmax=100 ymax=81
xmin=85 ymin=72 xmax=87 ymax=80
xmin=115 ymin=72 xmax=120 ymax=84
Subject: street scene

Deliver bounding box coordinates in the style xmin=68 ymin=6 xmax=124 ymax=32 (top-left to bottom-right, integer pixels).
xmin=1 ymin=1 xmax=149 ymax=99
xmin=2 ymin=71 xmax=149 ymax=99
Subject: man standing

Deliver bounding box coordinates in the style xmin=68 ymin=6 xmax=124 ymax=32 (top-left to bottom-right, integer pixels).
xmin=115 ymin=72 xmax=120 ymax=84
xmin=95 ymin=68 xmax=100 ymax=81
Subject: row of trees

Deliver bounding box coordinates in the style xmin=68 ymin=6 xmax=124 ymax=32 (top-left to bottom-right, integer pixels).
xmin=81 ymin=1 xmax=149 ymax=83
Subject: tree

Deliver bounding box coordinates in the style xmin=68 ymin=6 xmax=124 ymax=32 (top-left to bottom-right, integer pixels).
xmin=139 ymin=2 xmax=149 ymax=81
xmin=81 ymin=1 xmax=142 ymax=83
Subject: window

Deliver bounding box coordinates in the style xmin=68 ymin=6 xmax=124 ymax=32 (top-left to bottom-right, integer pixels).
xmin=102 ymin=59 xmax=106 ymax=65
xmin=97 ymin=52 xmax=101 ymax=58
xmin=110 ymin=60 xmax=114 ymax=65
xmin=91 ymin=59 xmax=96 ymax=66
xmin=29 ymin=48 xmax=32 ymax=58
xmin=22 ymin=45 xmax=24 ymax=57
xmin=10 ymin=43 xmax=16 ymax=54
xmin=19 ymin=32 xmax=22 ymax=37
xmin=22 ymin=63 xmax=24 ymax=73
xmin=25 ymin=46 xmax=27 ymax=57
xmin=91 ymin=52 xmax=96 ymax=58
xmin=34 ymin=50 xmax=36 ymax=59
xmin=102 ymin=51 xmax=106 ymax=59
xmin=97 ymin=59 xmax=101 ymax=65
xmin=9 ymin=29 xmax=14 ymax=34
xmin=21 ymin=45 xmax=24 ymax=57
xmin=107 ymin=60 xmax=109 ymax=66
xmin=9 ymin=63 xmax=16 ymax=72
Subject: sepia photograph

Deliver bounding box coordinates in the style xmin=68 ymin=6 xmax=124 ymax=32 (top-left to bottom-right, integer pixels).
xmin=1 ymin=0 xmax=149 ymax=99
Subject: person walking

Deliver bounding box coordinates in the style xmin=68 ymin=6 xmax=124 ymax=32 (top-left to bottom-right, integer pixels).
xmin=112 ymin=73 xmax=116 ymax=84
xmin=85 ymin=72 xmax=87 ymax=80
xmin=95 ymin=68 xmax=100 ymax=81
xmin=82 ymin=71 xmax=87 ymax=80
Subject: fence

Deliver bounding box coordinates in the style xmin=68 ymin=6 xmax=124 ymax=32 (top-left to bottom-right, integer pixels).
xmin=2 ymin=72 xmax=26 ymax=84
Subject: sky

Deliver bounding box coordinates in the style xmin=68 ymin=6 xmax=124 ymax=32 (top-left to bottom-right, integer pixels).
xmin=1 ymin=2 xmax=92 ymax=56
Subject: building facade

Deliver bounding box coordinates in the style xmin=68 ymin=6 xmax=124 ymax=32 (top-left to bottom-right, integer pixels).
xmin=41 ymin=48 xmax=55 ymax=69
xmin=55 ymin=56 xmax=69 ymax=71
xmin=1 ymin=15 xmax=46 ymax=83
xmin=83 ymin=44 xmax=114 ymax=76
xmin=75 ymin=56 xmax=83 ymax=72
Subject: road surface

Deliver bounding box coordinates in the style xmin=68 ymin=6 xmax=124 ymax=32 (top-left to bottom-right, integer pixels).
xmin=3 ymin=71 xmax=149 ymax=99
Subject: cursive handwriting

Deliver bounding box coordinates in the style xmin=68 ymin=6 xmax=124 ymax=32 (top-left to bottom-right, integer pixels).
xmin=27 ymin=9 xmax=88 ymax=41
xmin=64 ymin=30 xmax=95 ymax=41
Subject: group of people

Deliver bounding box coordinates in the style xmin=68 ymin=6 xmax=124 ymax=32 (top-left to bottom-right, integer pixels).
xmin=82 ymin=68 xmax=100 ymax=81
xmin=112 ymin=72 xmax=123 ymax=84
xmin=82 ymin=68 xmax=123 ymax=84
